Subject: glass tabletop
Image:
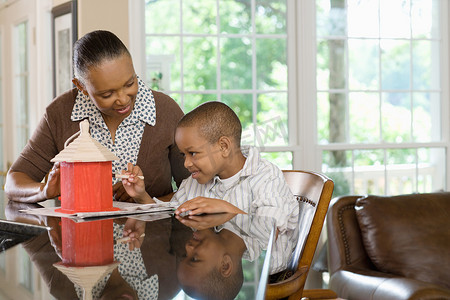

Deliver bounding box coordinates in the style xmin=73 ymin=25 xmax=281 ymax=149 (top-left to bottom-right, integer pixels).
xmin=0 ymin=193 xmax=276 ymax=300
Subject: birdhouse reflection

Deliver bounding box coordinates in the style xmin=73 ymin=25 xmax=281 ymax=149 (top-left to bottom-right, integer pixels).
xmin=53 ymin=218 xmax=119 ymax=300
xmin=61 ymin=218 xmax=114 ymax=266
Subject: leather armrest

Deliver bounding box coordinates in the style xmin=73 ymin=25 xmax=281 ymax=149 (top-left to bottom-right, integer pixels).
xmin=330 ymin=269 xmax=450 ymax=300
xmin=327 ymin=196 xmax=375 ymax=274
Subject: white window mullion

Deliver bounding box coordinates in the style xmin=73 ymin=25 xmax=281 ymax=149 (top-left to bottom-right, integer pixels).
xmin=179 ymin=0 xmax=184 ymax=108
xmin=296 ymin=0 xmax=318 ymax=170
xmin=216 ymin=0 xmax=221 ymax=102
xmin=440 ymin=0 xmax=450 ymax=190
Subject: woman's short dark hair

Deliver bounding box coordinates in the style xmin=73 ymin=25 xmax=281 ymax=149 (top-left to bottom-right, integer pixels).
xmin=73 ymin=30 xmax=131 ymax=83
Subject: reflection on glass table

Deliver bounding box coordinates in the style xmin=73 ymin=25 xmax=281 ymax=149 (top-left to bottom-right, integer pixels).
xmin=1 ymin=198 xmax=281 ymax=300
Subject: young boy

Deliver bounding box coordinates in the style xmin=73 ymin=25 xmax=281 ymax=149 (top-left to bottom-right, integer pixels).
xmin=122 ymin=101 xmax=299 ymax=272
xmin=122 ymin=101 xmax=298 ymax=234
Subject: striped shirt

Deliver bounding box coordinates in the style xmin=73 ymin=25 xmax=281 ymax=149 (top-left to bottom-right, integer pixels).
xmin=171 ymin=146 xmax=299 ymax=273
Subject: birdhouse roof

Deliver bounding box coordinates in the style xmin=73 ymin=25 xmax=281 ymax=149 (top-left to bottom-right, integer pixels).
xmin=51 ymin=120 xmax=119 ymax=162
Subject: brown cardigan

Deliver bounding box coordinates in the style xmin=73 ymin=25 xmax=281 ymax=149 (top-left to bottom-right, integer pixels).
xmin=11 ymin=88 xmax=190 ymax=198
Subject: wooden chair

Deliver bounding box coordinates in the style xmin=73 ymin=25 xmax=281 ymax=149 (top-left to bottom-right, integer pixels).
xmin=265 ymin=170 xmax=337 ymax=300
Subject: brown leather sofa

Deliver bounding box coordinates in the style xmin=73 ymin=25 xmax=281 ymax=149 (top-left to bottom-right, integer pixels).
xmin=326 ymin=192 xmax=450 ymax=300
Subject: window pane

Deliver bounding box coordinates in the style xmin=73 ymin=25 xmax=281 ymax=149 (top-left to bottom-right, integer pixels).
xmin=380 ymin=0 xmax=411 ymax=38
xmin=317 ymin=92 xmax=330 ymax=144
xmin=411 ymin=0 xmax=440 ymax=39
xmin=183 ymin=37 xmax=217 ymax=91
xmin=382 ymin=92 xmax=411 ymax=143
xmin=222 ymin=95 xmax=253 ymax=132
xmin=316 ymin=0 xmax=346 ymax=37
xmin=381 ymin=39 xmax=411 ymax=90
xmin=316 ymin=39 xmax=330 ymax=91
xmin=220 ymin=0 xmax=251 ymax=34
xmin=327 ymin=92 xmax=348 ymax=144
xmin=418 ymin=147 xmax=445 ymax=192
xmin=183 ymin=93 xmax=218 ymax=113
xmin=348 ymin=39 xmax=379 ymax=90
xmin=256 ymin=92 xmax=288 ymax=147
xmin=349 ymin=92 xmax=379 ymax=143
xmin=260 ymin=151 xmax=292 ymax=170
xmin=255 ymin=0 xmax=286 ymax=34
xmin=386 ymin=148 xmax=416 ymax=195
xmin=412 ymin=40 xmax=439 ymax=90
xmin=220 ymin=37 xmax=252 ymax=90
xmin=354 ymin=149 xmax=385 ymax=195
xmin=322 ymin=150 xmax=352 ymax=197
xmin=145 ymin=0 xmax=180 ymax=34
xmin=347 ymin=0 xmax=379 ymax=37
xmin=256 ymin=38 xmax=287 ymax=90
xmin=413 ymin=92 xmax=440 ymax=142
xmin=182 ymin=0 xmax=217 ymax=34
xmin=146 ymin=36 xmax=180 ymax=91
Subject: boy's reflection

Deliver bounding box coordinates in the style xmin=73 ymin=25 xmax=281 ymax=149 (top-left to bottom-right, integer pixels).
xmin=177 ymin=228 xmax=246 ymax=300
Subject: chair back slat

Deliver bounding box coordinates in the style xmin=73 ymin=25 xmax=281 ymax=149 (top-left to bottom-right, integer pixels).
xmin=265 ymin=170 xmax=334 ymax=300
xmin=283 ymin=170 xmax=330 ymax=271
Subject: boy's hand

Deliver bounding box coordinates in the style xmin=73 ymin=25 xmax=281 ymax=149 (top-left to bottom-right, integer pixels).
xmin=174 ymin=197 xmax=246 ymax=216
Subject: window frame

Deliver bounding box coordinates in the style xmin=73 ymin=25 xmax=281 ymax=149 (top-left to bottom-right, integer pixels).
xmin=315 ymin=0 xmax=450 ymax=194
xmin=129 ymin=0 xmax=450 ymax=192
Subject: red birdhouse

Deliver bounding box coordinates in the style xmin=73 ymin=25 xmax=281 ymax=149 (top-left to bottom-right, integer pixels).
xmin=51 ymin=120 xmax=120 ymax=214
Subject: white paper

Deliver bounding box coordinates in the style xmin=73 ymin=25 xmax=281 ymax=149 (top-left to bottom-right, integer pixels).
xmin=20 ymin=201 xmax=176 ymax=220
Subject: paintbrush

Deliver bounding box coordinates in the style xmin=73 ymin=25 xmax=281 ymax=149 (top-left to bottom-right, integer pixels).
xmin=113 ymin=174 xmax=144 ymax=180
xmin=115 ymin=233 xmax=146 ymax=244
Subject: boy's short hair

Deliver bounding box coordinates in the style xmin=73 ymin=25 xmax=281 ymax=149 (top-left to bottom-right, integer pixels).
xmin=181 ymin=261 xmax=244 ymax=300
xmin=178 ymin=101 xmax=242 ymax=146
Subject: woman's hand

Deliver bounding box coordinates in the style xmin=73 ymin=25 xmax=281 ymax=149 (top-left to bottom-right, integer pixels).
xmin=113 ymin=182 xmax=134 ymax=202
xmin=42 ymin=162 xmax=61 ymax=199
xmin=174 ymin=197 xmax=246 ymax=216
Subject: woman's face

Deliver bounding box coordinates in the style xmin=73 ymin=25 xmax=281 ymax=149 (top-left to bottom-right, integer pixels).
xmin=74 ymin=54 xmax=138 ymax=123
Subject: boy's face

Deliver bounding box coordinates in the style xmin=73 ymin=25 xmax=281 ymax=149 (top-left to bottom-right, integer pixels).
xmin=177 ymin=230 xmax=226 ymax=285
xmin=175 ymin=126 xmax=226 ymax=184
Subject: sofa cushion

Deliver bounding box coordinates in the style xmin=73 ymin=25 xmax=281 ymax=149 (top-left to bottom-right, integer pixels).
xmin=355 ymin=193 xmax=450 ymax=290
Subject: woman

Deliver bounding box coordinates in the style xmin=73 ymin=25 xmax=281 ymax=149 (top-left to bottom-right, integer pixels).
xmin=5 ymin=30 xmax=189 ymax=203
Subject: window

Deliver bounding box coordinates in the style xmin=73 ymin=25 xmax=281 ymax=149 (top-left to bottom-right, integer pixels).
xmin=140 ymin=0 xmax=448 ymax=198
xmin=144 ymin=0 xmax=292 ymax=169
xmin=317 ymin=0 xmax=446 ymax=196
xmin=13 ymin=21 xmax=29 ymax=156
